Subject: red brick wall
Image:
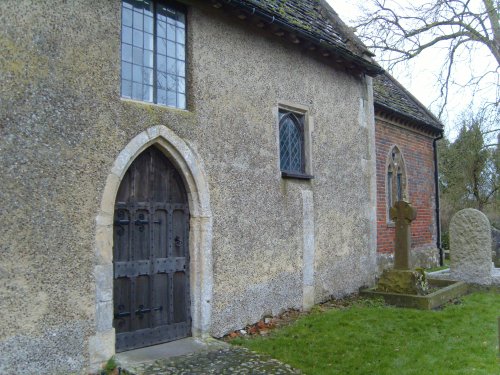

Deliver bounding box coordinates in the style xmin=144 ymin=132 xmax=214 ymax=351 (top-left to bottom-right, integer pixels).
xmin=375 ymin=117 xmax=437 ymax=254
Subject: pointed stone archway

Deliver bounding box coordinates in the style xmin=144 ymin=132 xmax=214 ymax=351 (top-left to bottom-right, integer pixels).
xmin=89 ymin=125 xmax=213 ymax=370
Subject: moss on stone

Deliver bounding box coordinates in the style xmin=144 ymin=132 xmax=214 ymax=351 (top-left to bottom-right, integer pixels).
xmin=376 ymin=269 xmax=429 ymax=295
xmin=0 ymin=35 xmax=50 ymax=83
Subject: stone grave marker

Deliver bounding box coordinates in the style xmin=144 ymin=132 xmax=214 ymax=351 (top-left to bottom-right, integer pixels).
xmin=390 ymin=201 xmax=417 ymax=270
xmin=377 ymin=201 xmax=427 ymax=295
xmin=450 ymin=208 xmax=492 ymax=284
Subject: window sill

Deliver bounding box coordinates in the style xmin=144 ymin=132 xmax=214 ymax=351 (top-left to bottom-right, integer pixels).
xmin=281 ymin=171 xmax=314 ymax=180
xmin=120 ymin=97 xmax=189 ymax=112
xmin=386 ymin=222 xmax=395 ymax=228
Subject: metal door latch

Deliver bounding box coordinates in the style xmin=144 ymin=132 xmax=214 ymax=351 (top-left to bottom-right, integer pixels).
xmin=135 ymin=305 xmax=163 ymax=318
xmin=174 ymin=236 xmax=183 ymax=247
xmin=114 ymin=304 xmax=131 ymax=319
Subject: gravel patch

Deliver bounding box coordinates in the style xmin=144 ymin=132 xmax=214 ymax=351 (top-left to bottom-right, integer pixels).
xmin=124 ymin=347 xmax=301 ymax=375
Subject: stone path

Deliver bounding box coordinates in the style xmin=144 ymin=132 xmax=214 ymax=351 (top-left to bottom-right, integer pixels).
xmin=122 ymin=346 xmax=302 ymax=375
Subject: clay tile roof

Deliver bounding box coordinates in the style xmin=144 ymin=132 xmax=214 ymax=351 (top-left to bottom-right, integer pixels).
xmin=222 ymin=0 xmax=383 ymax=75
xmin=374 ymin=73 xmax=444 ymax=133
xmin=245 ymin=0 xmax=348 ymax=48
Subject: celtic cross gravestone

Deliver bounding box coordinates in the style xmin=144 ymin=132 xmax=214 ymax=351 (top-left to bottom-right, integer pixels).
xmin=377 ymin=200 xmax=428 ymax=295
xmin=390 ymin=201 xmax=417 ymax=270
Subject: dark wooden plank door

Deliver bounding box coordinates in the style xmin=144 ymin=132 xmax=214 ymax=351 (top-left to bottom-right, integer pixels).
xmin=113 ymin=146 xmax=190 ymax=352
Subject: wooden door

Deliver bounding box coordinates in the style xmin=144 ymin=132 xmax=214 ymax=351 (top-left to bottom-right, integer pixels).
xmin=113 ymin=146 xmax=190 ymax=352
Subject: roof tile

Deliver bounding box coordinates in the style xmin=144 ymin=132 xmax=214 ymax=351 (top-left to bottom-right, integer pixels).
xmin=374 ymin=73 xmax=443 ymax=132
xmin=227 ymin=0 xmax=381 ymax=74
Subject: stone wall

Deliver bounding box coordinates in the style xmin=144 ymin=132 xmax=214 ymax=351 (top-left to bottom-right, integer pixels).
xmin=0 ymin=1 xmax=377 ymax=373
xmin=374 ymin=117 xmax=439 ymax=269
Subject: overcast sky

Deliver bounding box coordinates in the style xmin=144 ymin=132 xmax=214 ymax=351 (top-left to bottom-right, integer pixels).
xmin=326 ymin=0 xmax=498 ymax=140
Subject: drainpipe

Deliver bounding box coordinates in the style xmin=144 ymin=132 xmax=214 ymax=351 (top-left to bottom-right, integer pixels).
xmin=433 ymin=132 xmax=444 ymax=266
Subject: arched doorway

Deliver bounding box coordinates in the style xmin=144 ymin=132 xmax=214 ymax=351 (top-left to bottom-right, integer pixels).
xmin=113 ymin=146 xmax=191 ymax=352
xmin=90 ymin=126 xmax=213 ymax=368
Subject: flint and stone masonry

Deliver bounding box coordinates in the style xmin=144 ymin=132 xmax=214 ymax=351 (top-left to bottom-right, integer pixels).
xmin=1 ymin=1 xmax=378 ymax=373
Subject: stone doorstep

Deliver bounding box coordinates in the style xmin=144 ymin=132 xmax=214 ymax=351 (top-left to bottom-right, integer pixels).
xmin=115 ymin=337 xmax=228 ymax=373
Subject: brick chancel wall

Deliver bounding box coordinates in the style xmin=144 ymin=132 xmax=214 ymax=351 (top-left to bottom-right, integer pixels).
xmin=375 ymin=116 xmax=439 ymax=270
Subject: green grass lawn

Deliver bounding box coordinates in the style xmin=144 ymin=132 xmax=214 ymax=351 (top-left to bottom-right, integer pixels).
xmin=232 ymin=291 xmax=500 ymax=374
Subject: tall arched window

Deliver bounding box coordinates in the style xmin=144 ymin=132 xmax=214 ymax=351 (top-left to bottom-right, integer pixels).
xmin=386 ymin=146 xmax=407 ymax=220
xmin=279 ymin=110 xmax=305 ymax=173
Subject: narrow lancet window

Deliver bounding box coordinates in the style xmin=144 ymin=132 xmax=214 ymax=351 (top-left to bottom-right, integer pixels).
xmin=279 ymin=110 xmax=305 ymax=174
xmin=386 ymin=146 xmax=407 ymax=222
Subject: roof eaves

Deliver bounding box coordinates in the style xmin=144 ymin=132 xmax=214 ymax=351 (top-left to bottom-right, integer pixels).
xmin=217 ymin=0 xmax=384 ymax=76
xmin=375 ymin=102 xmax=444 ymax=136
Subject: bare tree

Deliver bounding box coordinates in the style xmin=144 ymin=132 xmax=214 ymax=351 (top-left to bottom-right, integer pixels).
xmin=355 ymin=0 xmax=500 ymax=118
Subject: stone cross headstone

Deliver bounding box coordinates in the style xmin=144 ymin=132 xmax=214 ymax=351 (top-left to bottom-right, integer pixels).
xmin=390 ymin=201 xmax=417 ymax=270
xmin=450 ymin=208 xmax=492 ymax=284
xmin=376 ymin=201 xmax=426 ymax=295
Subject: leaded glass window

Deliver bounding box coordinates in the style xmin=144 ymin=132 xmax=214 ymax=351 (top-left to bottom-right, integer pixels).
xmin=387 ymin=167 xmax=393 ymax=209
xmin=279 ymin=110 xmax=305 ymax=174
xmin=397 ymin=171 xmax=402 ymax=201
xmin=121 ymin=0 xmax=186 ymax=109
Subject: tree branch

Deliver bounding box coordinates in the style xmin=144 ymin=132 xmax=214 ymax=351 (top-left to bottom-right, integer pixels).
xmin=355 ymin=0 xmax=500 ymax=117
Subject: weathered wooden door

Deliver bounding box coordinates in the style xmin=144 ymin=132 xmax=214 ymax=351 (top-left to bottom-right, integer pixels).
xmin=113 ymin=146 xmax=190 ymax=352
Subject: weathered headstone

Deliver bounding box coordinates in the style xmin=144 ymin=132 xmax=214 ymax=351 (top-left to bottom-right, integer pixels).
xmin=450 ymin=208 xmax=492 ymax=284
xmin=377 ymin=201 xmax=427 ymax=295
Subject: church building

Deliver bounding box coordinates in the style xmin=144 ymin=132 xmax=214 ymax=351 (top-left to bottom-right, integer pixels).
xmin=0 ymin=1 xmax=441 ymax=373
